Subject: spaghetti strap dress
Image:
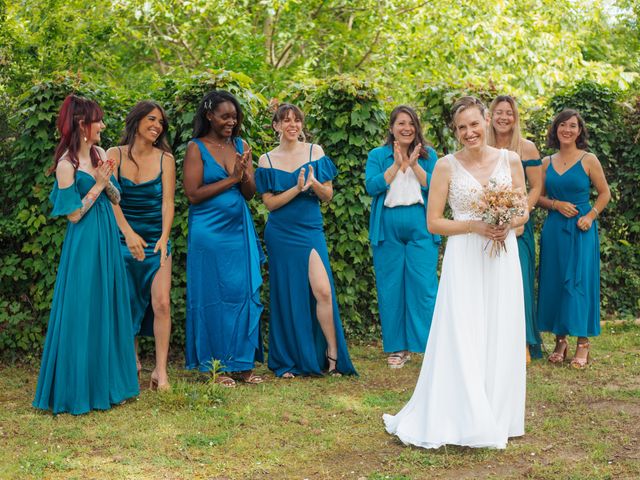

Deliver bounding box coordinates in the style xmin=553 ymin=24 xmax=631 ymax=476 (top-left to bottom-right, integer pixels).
xmin=33 ymin=171 xmax=139 ymax=415
xmin=537 ymin=157 xmax=600 ymax=337
xmin=519 ymin=158 xmax=543 ymax=358
xmin=255 ymin=145 xmax=357 ymax=377
xmin=118 ymin=148 xmax=171 ymax=336
xmin=383 ymin=150 xmax=526 ymax=449
xmin=185 ymin=137 xmax=265 ymax=372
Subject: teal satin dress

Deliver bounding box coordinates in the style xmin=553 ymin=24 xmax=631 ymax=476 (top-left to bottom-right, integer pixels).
xmin=255 ymin=148 xmax=357 ymax=377
xmin=185 ymin=137 xmax=264 ymax=372
xmin=118 ymin=150 xmax=171 ymax=336
xmin=518 ymin=159 xmax=543 ymax=358
xmin=538 ymin=157 xmax=601 ymax=337
xmin=33 ymin=171 xmax=139 ymax=415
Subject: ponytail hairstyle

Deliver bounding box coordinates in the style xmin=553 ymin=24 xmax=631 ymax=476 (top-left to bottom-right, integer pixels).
xmin=450 ymin=96 xmax=488 ymax=132
xmin=271 ymin=103 xmax=306 ymax=142
xmin=192 ymin=90 xmax=243 ymax=139
xmin=384 ymin=105 xmax=431 ymax=158
xmin=49 ymin=94 xmax=104 ymax=173
xmin=119 ymin=100 xmax=171 ymax=169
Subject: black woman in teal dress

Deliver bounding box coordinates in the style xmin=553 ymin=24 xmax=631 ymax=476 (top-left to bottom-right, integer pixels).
xmin=183 ymin=91 xmax=264 ymax=386
xmin=255 ymin=103 xmax=356 ymax=378
xmin=537 ymin=109 xmax=610 ymax=368
xmin=107 ymin=101 xmax=175 ymax=391
xmin=488 ymin=95 xmax=544 ymax=361
xmin=33 ymin=95 xmax=139 ymax=415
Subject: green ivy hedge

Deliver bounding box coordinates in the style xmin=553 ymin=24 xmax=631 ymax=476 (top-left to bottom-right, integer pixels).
xmin=1 ymin=74 xmax=638 ymax=360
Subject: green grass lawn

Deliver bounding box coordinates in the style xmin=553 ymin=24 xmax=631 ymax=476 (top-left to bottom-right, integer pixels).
xmin=1 ymin=323 xmax=639 ymax=480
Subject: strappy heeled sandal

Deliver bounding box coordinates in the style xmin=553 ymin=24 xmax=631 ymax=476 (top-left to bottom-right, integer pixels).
xmin=570 ymin=341 xmax=591 ymax=369
xmin=548 ymin=337 xmax=568 ymax=364
xmin=326 ymin=351 xmax=342 ymax=377
xmin=387 ymin=352 xmax=410 ymax=369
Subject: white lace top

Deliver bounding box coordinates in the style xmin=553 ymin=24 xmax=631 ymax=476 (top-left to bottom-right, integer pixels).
xmin=446 ymin=149 xmax=512 ymax=221
xmin=384 ymin=167 xmax=424 ymax=208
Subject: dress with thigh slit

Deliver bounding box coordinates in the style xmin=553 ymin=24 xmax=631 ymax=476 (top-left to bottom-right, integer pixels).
xmin=255 ymin=146 xmax=357 ymax=377
xmin=185 ymin=137 xmax=264 ymax=372
xmin=118 ymin=148 xmax=171 ymax=336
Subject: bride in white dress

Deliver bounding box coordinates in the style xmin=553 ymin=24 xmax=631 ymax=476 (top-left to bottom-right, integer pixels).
xmin=383 ymin=96 xmax=528 ymax=449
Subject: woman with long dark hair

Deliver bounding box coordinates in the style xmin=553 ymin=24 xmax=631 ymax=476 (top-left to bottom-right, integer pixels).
xmin=537 ymin=109 xmax=610 ymax=368
xmin=365 ymin=105 xmax=440 ymax=368
xmin=107 ymin=101 xmax=175 ymax=391
xmin=183 ymin=90 xmax=264 ymax=386
xmin=33 ymin=94 xmax=139 ymax=414
xmin=255 ymin=103 xmax=356 ymax=378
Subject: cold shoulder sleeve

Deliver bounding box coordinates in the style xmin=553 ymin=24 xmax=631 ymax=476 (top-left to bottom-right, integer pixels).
xmin=255 ymin=168 xmax=283 ymax=194
xmin=49 ymin=180 xmax=83 ymax=217
xmin=313 ymin=156 xmax=338 ymax=183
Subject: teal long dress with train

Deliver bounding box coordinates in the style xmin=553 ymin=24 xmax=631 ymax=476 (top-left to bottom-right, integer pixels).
xmin=518 ymin=158 xmax=543 ymax=358
xmin=538 ymin=157 xmax=601 ymax=337
xmin=117 ymin=149 xmax=171 ymax=336
xmin=33 ymin=171 xmax=139 ymax=415
xmin=185 ymin=137 xmax=264 ymax=372
xmin=255 ymin=148 xmax=357 ymax=377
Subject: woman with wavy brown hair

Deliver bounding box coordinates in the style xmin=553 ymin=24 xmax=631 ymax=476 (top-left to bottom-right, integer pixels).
xmin=107 ymin=100 xmax=175 ymax=391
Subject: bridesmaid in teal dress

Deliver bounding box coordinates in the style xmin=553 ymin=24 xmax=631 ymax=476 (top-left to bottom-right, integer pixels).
xmin=488 ymin=95 xmax=544 ymax=361
xmin=183 ymin=91 xmax=264 ymax=386
xmin=537 ymin=109 xmax=611 ymax=368
xmin=33 ymin=94 xmax=139 ymax=415
xmin=255 ymin=103 xmax=356 ymax=378
xmin=108 ymin=101 xmax=175 ymax=391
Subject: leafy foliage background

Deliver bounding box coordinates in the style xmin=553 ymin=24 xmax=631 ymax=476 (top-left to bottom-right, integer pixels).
xmin=1 ymin=72 xmax=638 ymax=359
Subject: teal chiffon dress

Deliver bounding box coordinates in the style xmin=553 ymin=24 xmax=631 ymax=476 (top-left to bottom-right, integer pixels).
xmin=117 ymin=149 xmax=170 ymax=336
xmin=518 ymin=159 xmax=543 ymax=358
xmin=33 ymin=171 xmax=139 ymax=415
xmin=255 ymin=147 xmax=357 ymax=377
xmin=538 ymin=157 xmax=601 ymax=337
xmin=185 ymin=138 xmax=264 ymax=372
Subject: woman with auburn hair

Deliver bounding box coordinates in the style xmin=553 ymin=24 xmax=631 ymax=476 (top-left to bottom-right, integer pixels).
xmin=488 ymin=95 xmax=543 ymax=361
xmin=183 ymin=90 xmax=264 ymax=387
xmin=537 ymin=109 xmax=610 ymax=368
xmin=384 ymin=96 xmax=528 ymax=449
xmin=33 ymin=94 xmax=139 ymax=415
xmin=107 ymin=101 xmax=175 ymax=391
xmin=255 ymin=103 xmax=356 ymax=378
xmin=365 ymin=105 xmax=440 ymax=369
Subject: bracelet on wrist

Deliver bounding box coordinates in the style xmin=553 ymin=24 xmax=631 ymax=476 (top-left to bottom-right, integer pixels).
xmin=551 ymin=199 xmax=557 ymax=210
xmin=592 ymin=206 xmax=599 ymax=217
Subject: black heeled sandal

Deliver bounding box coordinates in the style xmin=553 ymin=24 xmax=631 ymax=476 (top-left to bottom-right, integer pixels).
xmin=326 ymin=351 xmax=342 ymax=377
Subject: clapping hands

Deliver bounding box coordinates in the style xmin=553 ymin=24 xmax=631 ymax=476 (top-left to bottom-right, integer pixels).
xmin=297 ymin=165 xmax=317 ymax=192
xmin=393 ymin=141 xmax=422 ymax=170
xmin=95 ymin=159 xmax=115 ymax=187
xmin=233 ymin=148 xmax=252 ymax=182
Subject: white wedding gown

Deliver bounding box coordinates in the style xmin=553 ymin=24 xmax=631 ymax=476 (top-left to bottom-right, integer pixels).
xmin=383 ymin=150 xmax=526 ymax=449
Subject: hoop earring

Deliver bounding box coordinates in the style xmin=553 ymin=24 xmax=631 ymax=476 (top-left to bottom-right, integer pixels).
xmin=298 ymin=131 xmax=306 ymax=143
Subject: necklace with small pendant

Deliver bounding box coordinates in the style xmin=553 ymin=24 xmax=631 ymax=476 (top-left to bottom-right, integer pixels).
xmin=207 ymin=137 xmax=231 ymax=149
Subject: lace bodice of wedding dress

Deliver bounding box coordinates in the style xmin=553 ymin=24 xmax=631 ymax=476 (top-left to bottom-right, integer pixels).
xmin=446 ymin=149 xmax=511 ymax=221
